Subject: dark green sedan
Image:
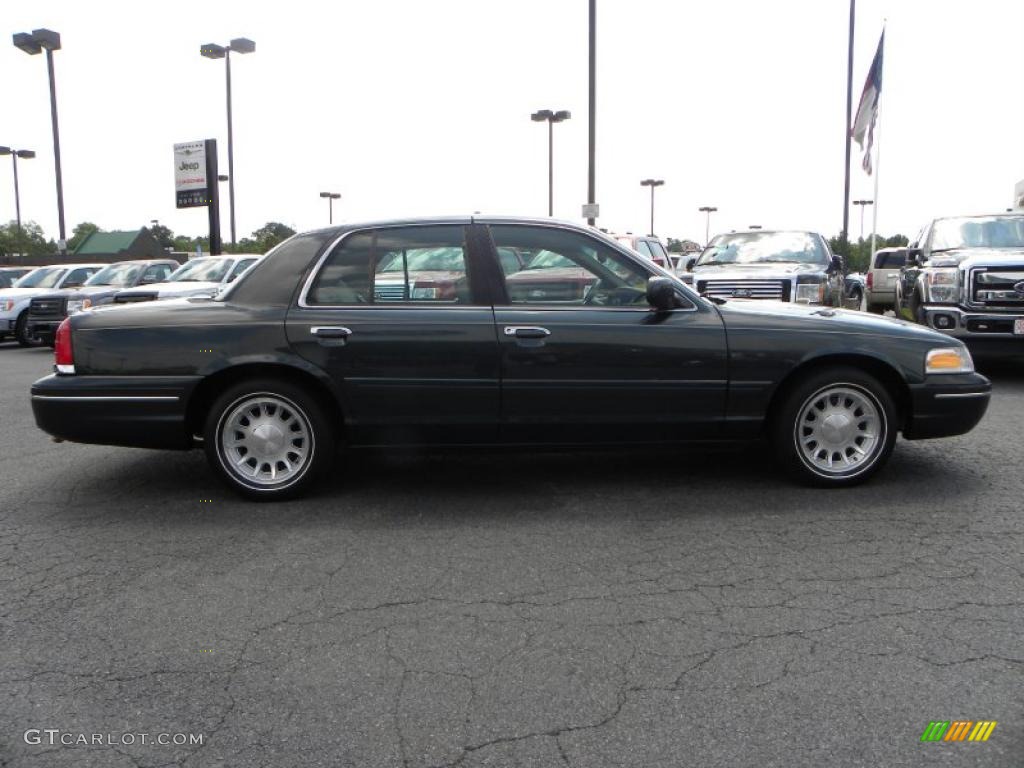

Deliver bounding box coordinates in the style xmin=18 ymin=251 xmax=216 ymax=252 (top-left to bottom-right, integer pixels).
xmin=32 ymin=217 xmax=991 ymax=500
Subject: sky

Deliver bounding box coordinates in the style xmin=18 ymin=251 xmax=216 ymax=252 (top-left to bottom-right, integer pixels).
xmin=2 ymin=0 xmax=1022 ymax=248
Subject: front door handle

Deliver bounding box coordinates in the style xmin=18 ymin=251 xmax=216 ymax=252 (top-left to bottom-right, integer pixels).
xmin=504 ymin=326 xmax=551 ymax=339
xmin=311 ymin=326 xmax=352 ymax=340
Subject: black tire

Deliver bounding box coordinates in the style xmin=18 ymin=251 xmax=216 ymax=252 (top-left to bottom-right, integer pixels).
xmin=867 ymin=303 xmax=885 ymax=315
xmin=14 ymin=312 xmax=43 ymax=348
xmin=203 ymin=378 xmax=336 ymax=500
xmin=772 ymin=366 xmax=897 ymax=487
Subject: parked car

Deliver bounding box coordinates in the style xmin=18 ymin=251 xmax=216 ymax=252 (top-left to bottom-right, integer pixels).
xmin=0 ymin=264 xmax=103 ymax=346
xmin=612 ymin=233 xmax=671 ymax=269
xmin=33 ymin=217 xmax=989 ymax=500
xmin=0 ymin=267 xmax=32 ymax=289
xmin=26 ymin=259 xmax=179 ymax=345
xmin=113 ymin=254 xmax=261 ymax=303
xmin=896 ymin=213 xmax=1024 ymax=355
xmin=679 ymin=230 xmax=845 ymax=306
xmin=866 ymin=247 xmax=907 ymax=313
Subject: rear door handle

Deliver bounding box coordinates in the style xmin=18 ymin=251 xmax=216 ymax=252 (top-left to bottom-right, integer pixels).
xmin=311 ymin=326 xmax=352 ymax=338
xmin=504 ymin=326 xmax=551 ymax=339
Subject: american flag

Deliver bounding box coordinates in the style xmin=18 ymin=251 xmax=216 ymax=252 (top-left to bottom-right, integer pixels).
xmin=851 ymin=31 xmax=885 ymax=174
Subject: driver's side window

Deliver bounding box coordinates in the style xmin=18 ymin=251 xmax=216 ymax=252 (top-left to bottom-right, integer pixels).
xmin=490 ymin=225 xmax=649 ymax=306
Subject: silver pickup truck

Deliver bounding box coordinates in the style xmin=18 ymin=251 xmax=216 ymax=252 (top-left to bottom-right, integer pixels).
xmin=676 ymin=230 xmax=845 ymax=307
xmin=896 ymin=212 xmax=1024 ymax=356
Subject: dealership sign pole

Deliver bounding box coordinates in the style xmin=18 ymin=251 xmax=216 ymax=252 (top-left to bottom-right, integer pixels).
xmin=174 ymin=139 xmax=222 ymax=255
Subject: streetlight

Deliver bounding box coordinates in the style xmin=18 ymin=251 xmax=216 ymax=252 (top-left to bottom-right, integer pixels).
xmin=0 ymin=147 xmax=35 ymax=234
xmin=319 ymin=192 xmax=341 ymax=225
xmin=530 ymin=109 xmax=571 ymax=217
xmin=12 ymin=28 xmax=66 ymax=255
xmin=749 ymin=224 xmax=762 ymax=230
xmin=200 ymin=37 xmax=255 ymax=247
xmin=640 ymin=179 xmax=664 ymax=236
xmin=852 ymin=199 xmax=873 ymax=241
xmin=699 ymin=205 xmax=718 ymax=246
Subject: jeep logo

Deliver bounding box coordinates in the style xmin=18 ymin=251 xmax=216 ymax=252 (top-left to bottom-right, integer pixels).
xmin=1014 ymin=280 xmax=1024 ymax=297
xmin=178 ymin=161 xmax=200 ymax=171
xmin=732 ymin=289 xmax=753 ymax=298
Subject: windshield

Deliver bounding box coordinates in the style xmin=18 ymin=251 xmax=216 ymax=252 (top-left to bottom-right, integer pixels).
xmin=696 ymin=232 xmax=828 ymax=267
xmin=85 ymin=262 xmax=143 ymax=287
xmin=12 ymin=267 xmax=65 ymax=289
xmin=378 ymin=248 xmax=464 ymax=273
xmin=167 ymin=258 xmax=231 ymax=283
xmin=930 ymin=215 xmax=1024 ymax=251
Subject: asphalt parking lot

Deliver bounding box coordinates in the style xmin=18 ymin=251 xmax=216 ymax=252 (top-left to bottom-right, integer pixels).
xmin=1 ymin=342 xmax=1022 ymax=768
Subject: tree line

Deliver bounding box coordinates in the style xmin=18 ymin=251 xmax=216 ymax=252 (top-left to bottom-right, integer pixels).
xmin=0 ymin=220 xmax=297 ymax=259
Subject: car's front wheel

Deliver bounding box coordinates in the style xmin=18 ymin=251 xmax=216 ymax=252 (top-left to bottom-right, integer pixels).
xmin=772 ymin=366 xmax=897 ymax=486
xmin=203 ymin=379 xmax=335 ymax=500
xmin=14 ymin=312 xmax=43 ymax=348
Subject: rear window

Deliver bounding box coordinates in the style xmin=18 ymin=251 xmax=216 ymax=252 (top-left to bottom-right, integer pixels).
xmin=874 ymin=251 xmax=906 ymax=269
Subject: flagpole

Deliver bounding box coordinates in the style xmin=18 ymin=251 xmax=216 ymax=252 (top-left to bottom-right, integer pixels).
xmin=869 ymin=23 xmax=885 ymax=264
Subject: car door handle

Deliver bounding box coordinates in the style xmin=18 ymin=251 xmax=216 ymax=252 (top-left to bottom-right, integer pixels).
xmin=504 ymin=326 xmax=551 ymax=339
xmin=310 ymin=326 xmax=352 ymax=338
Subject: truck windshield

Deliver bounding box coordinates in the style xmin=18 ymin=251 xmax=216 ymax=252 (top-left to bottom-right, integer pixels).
xmin=12 ymin=267 xmax=64 ymax=289
xmin=168 ymin=258 xmax=231 ymax=283
xmin=696 ymin=232 xmax=828 ymax=267
xmin=85 ymin=263 xmax=143 ymax=287
xmin=930 ymin=216 xmax=1024 ymax=251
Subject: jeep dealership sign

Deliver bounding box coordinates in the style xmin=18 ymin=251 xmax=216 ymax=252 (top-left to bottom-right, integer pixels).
xmin=174 ymin=141 xmax=209 ymax=209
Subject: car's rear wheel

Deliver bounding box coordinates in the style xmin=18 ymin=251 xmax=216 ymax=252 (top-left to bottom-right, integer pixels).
xmin=203 ymin=379 xmax=335 ymax=500
xmin=14 ymin=312 xmax=43 ymax=348
xmin=772 ymin=366 xmax=897 ymax=487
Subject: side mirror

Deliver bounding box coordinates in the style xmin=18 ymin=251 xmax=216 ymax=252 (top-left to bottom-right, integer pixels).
xmin=63 ymin=279 xmax=84 ymax=288
xmin=686 ymin=257 xmax=697 ymax=272
xmin=908 ymin=247 xmax=924 ymax=266
xmin=646 ymin=276 xmax=684 ymax=311
xmin=830 ymin=255 xmax=844 ymax=273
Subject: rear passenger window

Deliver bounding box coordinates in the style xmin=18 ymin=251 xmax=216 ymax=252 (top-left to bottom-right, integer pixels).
xmin=635 ymin=240 xmax=655 ymax=259
xmin=307 ymin=226 xmax=474 ymax=306
xmin=876 ymin=252 xmax=906 ymax=269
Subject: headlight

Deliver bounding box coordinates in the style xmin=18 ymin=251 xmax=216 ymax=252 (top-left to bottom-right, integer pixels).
xmin=794 ymin=282 xmax=825 ymax=304
xmin=66 ymin=300 xmax=85 ymax=314
xmin=926 ymin=346 xmax=974 ymax=374
xmin=0 ymin=299 xmax=14 ymax=312
xmin=924 ymin=268 xmax=959 ymax=304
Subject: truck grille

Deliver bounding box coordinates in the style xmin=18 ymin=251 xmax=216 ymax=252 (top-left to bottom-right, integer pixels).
xmin=696 ymin=279 xmax=789 ymax=301
xmin=971 ymin=267 xmax=1024 ymax=308
xmin=373 ymin=283 xmax=407 ymax=302
xmin=28 ymin=297 xmax=67 ymax=318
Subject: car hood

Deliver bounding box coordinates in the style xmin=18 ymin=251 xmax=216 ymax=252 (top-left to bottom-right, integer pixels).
xmin=928 ymin=248 xmax=1024 ymax=267
xmin=375 ymin=270 xmax=465 ymax=283
xmin=0 ymin=287 xmax=60 ymax=301
xmin=691 ymin=262 xmax=827 ymax=281
xmin=506 ymin=268 xmax=595 ymax=282
xmin=716 ymin=298 xmax=951 ymax=342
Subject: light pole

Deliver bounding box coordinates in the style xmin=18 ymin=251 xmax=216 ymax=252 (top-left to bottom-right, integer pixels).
xmin=319 ymin=192 xmax=341 ymax=225
xmin=200 ymin=37 xmax=255 ymax=247
xmin=749 ymin=224 xmax=762 ymax=230
xmin=0 ymin=147 xmax=35 ymax=234
xmin=640 ymin=179 xmax=664 ymax=236
xmin=530 ymin=110 xmax=570 ymax=217
xmin=699 ymin=205 xmax=718 ymax=246
xmin=587 ymin=0 xmax=596 ymax=226
xmin=852 ymin=199 xmax=873 ymax=241
xmin=13 ymin=28 xmax=66 ymax=255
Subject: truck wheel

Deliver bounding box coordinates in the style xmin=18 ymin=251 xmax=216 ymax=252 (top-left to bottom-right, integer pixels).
xmin=772 ymin=366 xmax=897 ymax=487
xmin=203 ymin=378 xmax=336 ymax=500
xmin=14 ymin=312 xmax=43 ymax=348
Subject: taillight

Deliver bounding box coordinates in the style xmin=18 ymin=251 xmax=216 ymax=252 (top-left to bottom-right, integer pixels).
xmin=54 ymin=317 xmax=75 ymax=374
xmin=866 ymin=272 xmax=873 ymax=289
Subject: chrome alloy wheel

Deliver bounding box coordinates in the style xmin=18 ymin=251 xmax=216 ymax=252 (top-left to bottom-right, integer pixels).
xmin=218 ymin=394 xmax=313 ymax=488
xmin=794 ymin=385 xmax=884 ymax=477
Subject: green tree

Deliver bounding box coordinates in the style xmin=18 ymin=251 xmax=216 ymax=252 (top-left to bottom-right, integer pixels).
xmin=667 ymin=237 xmax=702 ymax=253
xmin=0 ymin=220 xmax=54 ymax=258
xmin=148 ymin=223 xmax=175 ymax=249
xmin=250 ymin=222 xmax=296 ymax=253
xmin=68 ymin=221 xmax=100 ymax=252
